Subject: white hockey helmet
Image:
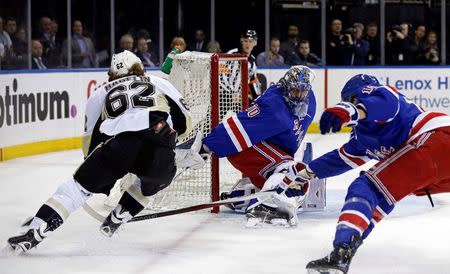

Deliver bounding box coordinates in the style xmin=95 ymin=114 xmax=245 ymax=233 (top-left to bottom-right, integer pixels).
xmin=110 ymin=50 xmax=144 ymax=77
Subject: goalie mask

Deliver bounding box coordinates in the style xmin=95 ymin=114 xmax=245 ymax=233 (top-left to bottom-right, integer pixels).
xmin=341 ymin=74 xmax=380 ymax=102
xmin=110 ymin=50 xmax=144 ymax=78
xmin=278 ymin=65 xmax=315 ymax=110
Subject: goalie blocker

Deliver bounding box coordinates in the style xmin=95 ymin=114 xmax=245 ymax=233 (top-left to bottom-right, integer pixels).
xmin=220 ymin=142 xmax=326 ymax=213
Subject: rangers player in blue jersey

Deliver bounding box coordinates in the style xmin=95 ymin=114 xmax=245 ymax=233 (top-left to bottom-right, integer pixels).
xmin=302 ymin=74 xmax=450 ymax=273
xmin=178 ymin=65 xmax=317 ymax=227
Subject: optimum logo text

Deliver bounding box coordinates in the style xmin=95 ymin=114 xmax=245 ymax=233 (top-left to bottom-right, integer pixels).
xmin=0 ymin=78 xmax=77 ymax=128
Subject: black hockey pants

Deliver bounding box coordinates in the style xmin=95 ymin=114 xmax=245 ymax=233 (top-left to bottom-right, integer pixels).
xmin=74 ymin=127 xmax=177 ymax=197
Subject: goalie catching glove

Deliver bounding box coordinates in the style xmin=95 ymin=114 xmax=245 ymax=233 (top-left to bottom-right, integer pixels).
xmin=274 ymin=161 xmax=314 ymax=197
xmin=175 ymin=131 xmax=211 ymax=170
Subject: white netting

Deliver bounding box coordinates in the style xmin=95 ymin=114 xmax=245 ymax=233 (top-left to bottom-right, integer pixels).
xmin=147 ymin=51 xmax=246 ymax=210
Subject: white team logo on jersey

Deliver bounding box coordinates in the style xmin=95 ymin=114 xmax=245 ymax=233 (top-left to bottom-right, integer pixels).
xmin=365 ymin=146 xmax=395 ymax=160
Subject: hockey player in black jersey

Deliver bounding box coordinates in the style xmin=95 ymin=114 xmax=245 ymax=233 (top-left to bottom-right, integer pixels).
xmin=7 ymin=50 xmax=192 ymax=254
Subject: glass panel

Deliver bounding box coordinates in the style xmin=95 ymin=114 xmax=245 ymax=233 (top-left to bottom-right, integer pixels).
xmin=70 ymin=0 xmax=111 ymax=68
xmin=179 ymin=0 xmax=211 ymax=53
xmin=1 ymin=0 xmax=28 ymax=70
xmin=326 ymin=1 xmax=380 ymax=66
xmin=385 ymin=0 xmax=441 ymax=65
xmin=270 ymin=1 xmax=323 ymax=67
xmin=216 ymin=0 xmax=265 ymax=56
xmin=29 ymin=0 xmax=67 ymax=69
xmin=115 ymin=0 xmax=159 ymax=66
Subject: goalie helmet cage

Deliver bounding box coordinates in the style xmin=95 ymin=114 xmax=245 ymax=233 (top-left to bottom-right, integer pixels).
xmin=149 ymin=51 xmax=249 ymax=213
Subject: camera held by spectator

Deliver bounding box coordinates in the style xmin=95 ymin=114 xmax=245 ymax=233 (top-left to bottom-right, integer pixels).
xmin=390 ymin=25 xmax=403 ymax=33
xmin=344 ymin=27 xmax=357 ymax=35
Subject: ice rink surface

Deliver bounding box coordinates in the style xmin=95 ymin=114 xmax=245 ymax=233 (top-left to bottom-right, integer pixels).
xmin=1 ymin=133 xmax=449 ymax=274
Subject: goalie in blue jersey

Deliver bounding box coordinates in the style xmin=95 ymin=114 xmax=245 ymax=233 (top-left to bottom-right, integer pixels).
xmin=178 ymin=65 xmax=318 ymax=227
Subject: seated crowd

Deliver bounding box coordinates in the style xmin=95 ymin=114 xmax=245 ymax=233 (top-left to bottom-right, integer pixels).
xmin=0 ymin=14 xmax=442 ymax=70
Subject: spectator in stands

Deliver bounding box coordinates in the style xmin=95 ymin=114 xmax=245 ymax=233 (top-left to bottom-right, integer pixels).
xmin=0 ymin=17 xmax=13 ymax=69
xmin=386 ymin=22 xmax=412 ymax=65
xmin=206 ymin=40 xmax=221 ymax=53
xmin=136 ymin=37 xmax=156 ymax=67
xmin=0 ymin=16 xmax=13 ymax=50
xmin=51 ymin=20 xmax=59 ymax=38
xmin=160 ymin=36 xmax=187 ymax=74
xmin=13 ymin=26 xmax=27 ymax=56
xmin=34 ymin=16 xmax=61 ymax=68
xmin=119 ymin=34 xmax=134 ymax=52
xmin=62 ymin=20 xmax=98 ymax=68
xmin=286 ymin=40 xmax=322 ymax=66
xmin=365 ymin=22 xmax=380 ymax=65
xmin=189 ymin=29 xmax=208 ymax=52
xmin=47 ymin=19 xmax=62 ymax=67
xmin=5 ymin=17 xmax=17 ymax=44
xmin=410 ymin=24 xmax=426 ymax=64
xmin=12 ymin=26 xmax=27 ymax=69
xmin=31 ymin=40 xmax=47 ymax=69
xmin=417 ymin=31 xmax=439 ymax=65
xmin=50 ymin=20 xmax=63 ymax=49
xmin=327 ymin=19 xmax=345 ymax=65
xmin=170 ymin=36 xmax=187 ymax=53
xmin=343 ymin=23 xmax=369 ymax=66
xmin=34 ymin=17 xmax=52 ymax=49
xmin=280 ymin=24 xmax=300 ymax=61
xmin=256 ymin=37 xmax=285 ymax=67
xmin=0 ymin=43 xmax=4 ymax=68
xmin=135 ymin=29 xmax=157 ymax=64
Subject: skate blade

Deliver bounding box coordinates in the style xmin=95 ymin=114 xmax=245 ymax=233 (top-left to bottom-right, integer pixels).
xmin=21 ymin=216 xmax=34 ymax=227
xmin=1 ymin=245 xmax=20 ymax=256
xmin=99 ymin=227 xmax=114 ymax=237
xmin=14 ymin=245 xmax=26 ymax=255
xmin=269 ymin=218 xmax=290 ymax=227
xmin=245 ymin=217 xmax=263 ymax=228
xmin=307 ymin=268 xmax=344 ymax=274
xmin=7 ymin=243 xmax=27 ymax=255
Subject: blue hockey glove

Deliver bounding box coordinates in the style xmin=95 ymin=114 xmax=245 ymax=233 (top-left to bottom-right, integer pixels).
xmin=319 ymin=102 xmax=360 ymax=134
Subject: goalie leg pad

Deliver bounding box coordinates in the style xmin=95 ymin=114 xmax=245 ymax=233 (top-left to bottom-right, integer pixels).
xmin=221 ymin=177 xmax=258 ymax=211
xmin=245 ymin=173 xmax=304 ymax=227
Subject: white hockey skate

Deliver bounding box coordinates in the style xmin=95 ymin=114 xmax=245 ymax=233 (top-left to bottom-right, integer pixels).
xmin=245 ymin=204 xmax=296 ymax=228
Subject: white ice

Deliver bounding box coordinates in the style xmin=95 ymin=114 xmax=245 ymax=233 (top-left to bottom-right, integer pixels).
xmin=1 ymin=133 xmax=449 ymax=274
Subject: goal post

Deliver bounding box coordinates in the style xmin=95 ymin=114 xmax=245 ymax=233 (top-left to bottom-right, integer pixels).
xmin=147 ymin=51 xmax=249 ymax=212
xmin=210 ymin=53 xmax=249 ymax=212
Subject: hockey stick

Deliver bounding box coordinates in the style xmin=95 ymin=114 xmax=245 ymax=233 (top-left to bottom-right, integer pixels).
xmin=128 ymin=190 xmax=274 ymax=223
xmin=84 ymin=190 xmax=275 ymax=223
xmin=21 ymin=167 xmax=195 ymax=227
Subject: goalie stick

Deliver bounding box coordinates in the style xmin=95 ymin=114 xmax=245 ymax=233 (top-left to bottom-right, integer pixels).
xmin=82 ymin=189 xmax=276 ymax=223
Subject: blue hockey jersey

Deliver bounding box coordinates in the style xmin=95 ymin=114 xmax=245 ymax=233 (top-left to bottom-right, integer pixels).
xmin=203 ymin=84 xmax=316 ymax=157
xmin=309 ymin=85 xmax=450 ymax=179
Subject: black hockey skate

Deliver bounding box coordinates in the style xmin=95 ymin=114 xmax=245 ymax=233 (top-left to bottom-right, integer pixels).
xmin=8 ymin=224 xmax=48 ymax=254
xmin=245 ymin=204 xmax=293 ymax=227
xmin=306 ymin=235 xmax=363 ymax=274
xmin=100 ymin=204 xmax=132 ymax=237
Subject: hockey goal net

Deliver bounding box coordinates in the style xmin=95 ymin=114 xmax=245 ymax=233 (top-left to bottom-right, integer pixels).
xmin=148 ymin=51 xmax=249 ymax=212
